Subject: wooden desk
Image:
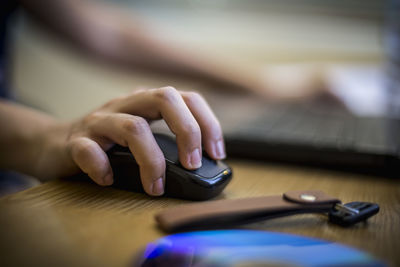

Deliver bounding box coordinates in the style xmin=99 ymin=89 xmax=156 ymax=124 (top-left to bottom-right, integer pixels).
xmin=3 ymin=4 xmax=394 ymax=266
xmin=0 ymin=160 xmax=399 ymax=267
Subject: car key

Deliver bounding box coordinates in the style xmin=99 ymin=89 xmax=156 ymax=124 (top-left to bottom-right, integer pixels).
xmin=329 ymin=202 xmax=380 ymax=227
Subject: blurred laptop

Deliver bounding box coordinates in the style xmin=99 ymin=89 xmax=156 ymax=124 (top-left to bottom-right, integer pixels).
xmin=148 ymin=0 xmax=400 ymax=176
xmin=216 ymin=88 xmax=400 ymax=176
xmin=214 ymin=1 xmax=400 ymax=176
xmin=213 ymin=13 xmax=400 ymax=177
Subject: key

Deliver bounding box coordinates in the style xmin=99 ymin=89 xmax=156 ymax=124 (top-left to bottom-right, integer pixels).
xmin=329 ymin=202 xmax=380 ymax=227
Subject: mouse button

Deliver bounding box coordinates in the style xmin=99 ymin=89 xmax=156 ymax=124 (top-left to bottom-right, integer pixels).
xmin=191 ymin=157 xmax=228 ymax=179
xmin=111 ymin=151 xmax=133 ymax=159
xmin=154 ymin=134 xmax=179 ymax=163
xmin=108 ymin=144 xmax=130 ymax=154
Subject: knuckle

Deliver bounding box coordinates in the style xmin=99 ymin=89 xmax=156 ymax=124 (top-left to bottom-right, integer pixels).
xmin=70 ymin=138 xmax=94 ymax=158
xmin=154 ymin=86 xmax=180 ymax=104
xmin=183 ymin=91 xmax=203 ymax=104
xmin=182 ymin=121 xmax=201 ymax=137
xmin=82 ymin=111 xmax=103 ymax=125
xmin=121 ymin=116 xmax=149 ymax=135
xmin=127 ymin=89 xmax=146 ymax=99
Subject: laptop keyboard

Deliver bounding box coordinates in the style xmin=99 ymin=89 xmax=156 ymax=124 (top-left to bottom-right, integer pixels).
xmin=231 ymin=103 xmax=396 ymax=155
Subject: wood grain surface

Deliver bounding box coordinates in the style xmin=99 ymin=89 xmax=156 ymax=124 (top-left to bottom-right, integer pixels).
xmin=0 ymin=160 xmax=399 ymax=267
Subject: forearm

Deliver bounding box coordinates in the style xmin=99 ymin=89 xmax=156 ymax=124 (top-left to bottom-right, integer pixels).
xmin=19 ymin=0 xmax=257 ymax=92
xmin=0 ymin=100 xmax=73 ymax=180
xmin=115 ymin=26 xmax=256 ymax=90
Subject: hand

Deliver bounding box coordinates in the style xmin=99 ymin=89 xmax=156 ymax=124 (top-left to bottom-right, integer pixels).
xmin=38 ymin=86 xmax=225 ymax=196
xmin=248 ymin=63 xmax=329 ymax=100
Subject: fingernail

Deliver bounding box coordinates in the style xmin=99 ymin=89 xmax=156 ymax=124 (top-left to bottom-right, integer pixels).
xmin=152 ymin=177 xmax=164 ymax=196
xmin=215 ymin=140 xmax=226 ymax=159
xmin=103 ymin=173 xmax=113 ymax=185
xmin=189 ymin=148 xmax=202 ymax=169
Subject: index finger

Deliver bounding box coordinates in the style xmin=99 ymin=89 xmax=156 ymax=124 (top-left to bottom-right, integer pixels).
xmin=180 ymin=91 xmax=226 ymax=160
xmin=106 ymin=87 xmax=203 ymax=170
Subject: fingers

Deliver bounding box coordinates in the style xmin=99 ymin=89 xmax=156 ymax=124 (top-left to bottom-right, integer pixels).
xmin=106 ymin=86 xmax=225 ymax=168
xmin=180 ymin=91 xmax=226 ymax=160
xmin=111 ymin=87 xmax=203 ymax=170
xmin=69 ymin=137 xmax=113 ymax=186
xmin=89 ymin=113 xmax=166 ymax=196
xmin=152 ymin=87 xmax=202 ymax=169
xmin=71 ymin=86 xmax=225 ymax=197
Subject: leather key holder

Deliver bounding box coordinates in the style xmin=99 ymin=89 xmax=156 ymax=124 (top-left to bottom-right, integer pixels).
xmin=155 ymin=190 xmax=341 ymax=232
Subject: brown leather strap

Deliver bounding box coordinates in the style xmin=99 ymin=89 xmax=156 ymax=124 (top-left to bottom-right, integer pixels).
xmin=155 ymin=190 xmax=340 ymax=232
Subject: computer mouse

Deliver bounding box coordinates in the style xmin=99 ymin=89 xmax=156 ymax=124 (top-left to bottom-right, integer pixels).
xmin=106 ymin=133 xmax=232 ymax=200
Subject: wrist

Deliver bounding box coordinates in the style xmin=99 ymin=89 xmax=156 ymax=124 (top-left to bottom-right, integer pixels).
xmin=33 ymin=121 xmax=78 ymax=181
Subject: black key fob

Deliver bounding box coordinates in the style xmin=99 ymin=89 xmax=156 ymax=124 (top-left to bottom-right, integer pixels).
xmin=107 ymin=133 xmax=233 ymax=200
xmin=329 ymin=202 xmax=380 ymax=227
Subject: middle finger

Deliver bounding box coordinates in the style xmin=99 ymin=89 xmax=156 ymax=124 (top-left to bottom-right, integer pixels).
xmin=110 ymin=86 xmax=202 ymax=170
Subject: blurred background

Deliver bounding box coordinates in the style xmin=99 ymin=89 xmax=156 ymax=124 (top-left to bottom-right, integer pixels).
xmin=8 ymin=0 xmax=387 ymax=119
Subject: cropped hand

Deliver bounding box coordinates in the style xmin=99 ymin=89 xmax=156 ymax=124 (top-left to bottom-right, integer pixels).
xmin=39 ymin=87 xmax=225 ymax=196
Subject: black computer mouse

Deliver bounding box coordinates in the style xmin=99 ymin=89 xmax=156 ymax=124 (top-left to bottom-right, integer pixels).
xmin=106 ymin=133 xmax=232 ymax=200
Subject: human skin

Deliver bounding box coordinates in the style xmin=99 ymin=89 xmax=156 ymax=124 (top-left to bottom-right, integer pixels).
xmin=18 ymin=0 xmax=258 ymax=92
xmin=0 ymin=87 xmax=226 ymax=196
xmin=19 ymin=0 xmax=331 ymax=99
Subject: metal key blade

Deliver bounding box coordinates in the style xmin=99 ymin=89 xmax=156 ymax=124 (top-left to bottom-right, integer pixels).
xmin=334 ymin=203 xmax=359 ymax=215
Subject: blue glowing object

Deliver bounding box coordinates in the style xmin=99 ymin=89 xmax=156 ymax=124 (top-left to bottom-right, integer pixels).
xmin=136 ymin=230 xmax=386 ymax=267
